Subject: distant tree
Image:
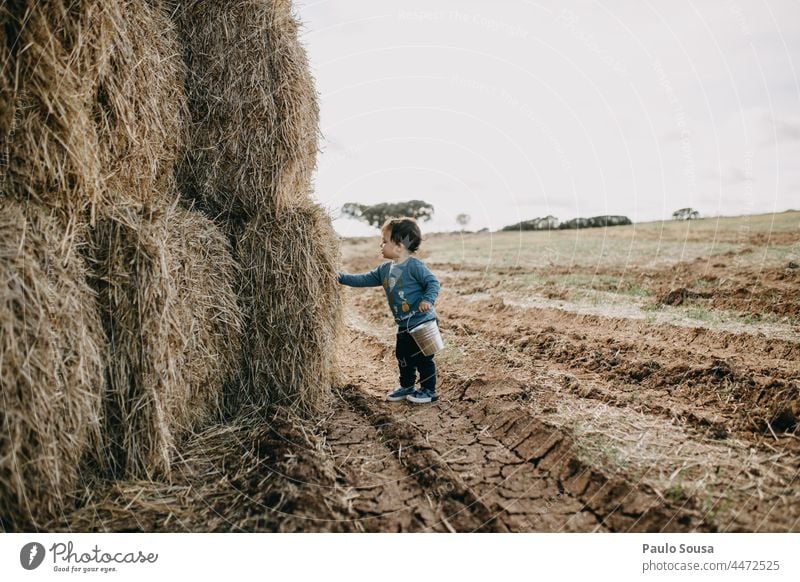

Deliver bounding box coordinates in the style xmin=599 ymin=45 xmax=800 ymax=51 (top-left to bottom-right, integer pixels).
xmin=589 ymin=215 xmax=632 ymax=227
xmin=558 ymin=215 xmax=632 ymax=229
xmin=672 ymin=208 xmax=700 ymax=220
xmin=558 ymin=217 xmax=591 ymax=230
xmin=456 ymin=213 xmax=471 ymax=230
xmin=341 ymin=200 xmax=434 ymax=229
xmin=502 ymin=215 xmax=560 ymax=231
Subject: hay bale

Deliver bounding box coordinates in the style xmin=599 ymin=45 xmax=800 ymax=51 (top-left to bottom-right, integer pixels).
xmin=0 ymin=1 xmax=111 ymax=215
xmin=167 ymin=206 xmax=243 ymax=428
xmin=0 ymin=199 xmax=105 ymax=531
xmin=169 ymin=0 xmax=341 ymax=416
xmin=93 ymin=0 xmax=188 ymax=208
xmin=91 ymin=203 xmax=242 ymax=478
xmin=91 ymin=205 xmax=178 ymax=478
xmin=2 ymin=0 xmax=187 ymax=216
xmin=233 ymin=201 xmax=342 ymax=416
xmin=174 ymin=0 xmax=319 ymax=219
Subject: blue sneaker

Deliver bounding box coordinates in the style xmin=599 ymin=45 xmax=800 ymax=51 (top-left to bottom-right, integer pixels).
xmin=406 ymin=388 xmax=438 ymax=404
xmin=387 ymin=386 xmax=416 ymax=402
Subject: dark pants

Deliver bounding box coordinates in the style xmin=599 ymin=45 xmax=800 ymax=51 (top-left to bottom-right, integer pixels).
xmin=396 ymin=329 xmax=436 ymax=391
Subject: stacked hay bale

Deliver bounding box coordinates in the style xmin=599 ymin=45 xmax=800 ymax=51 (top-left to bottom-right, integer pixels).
xmin=1 ymin=0 xmax=244 ymax=530
xmin=174 ymin=0 xmax=319 ymax=219
xmin=165 ymin=208 xmax=244 ymax=429
xmin=0 ymin=201 xmax=106 ymax=531
xmin=1 ymin=0 xmax=337 ymax=529
xmin=233 ymin=203 xmax=341 ymax=414
xmin=92 ymin=203 xmax=242 ymax=479
xmin=0 ymin=0 xmax=110 ymax=532
xmin=86 ymin=0 xmax=243 ymax=478
xmin=0 ymin=0 xmax=110 ymax=215
xmin=174 ymin=0 xmax=342 ymax=416
xmin=93 ymin=0 xmax=187 ymax=210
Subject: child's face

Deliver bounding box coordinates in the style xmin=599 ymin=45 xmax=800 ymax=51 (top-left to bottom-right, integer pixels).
xmin=380 ymin=230 xmax=405 ymax=260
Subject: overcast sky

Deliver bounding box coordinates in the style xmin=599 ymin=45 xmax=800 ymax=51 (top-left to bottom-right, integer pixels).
xmin=294 ymin=0 xmax=800 ymax=236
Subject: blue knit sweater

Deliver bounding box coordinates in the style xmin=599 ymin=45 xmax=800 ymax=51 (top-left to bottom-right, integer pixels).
xmin=338 ymin=257 xmax=440 ymax=331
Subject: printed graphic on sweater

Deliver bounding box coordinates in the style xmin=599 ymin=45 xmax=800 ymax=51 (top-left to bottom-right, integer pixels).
xmin=338 ymin=257 xmax=440 ymax=330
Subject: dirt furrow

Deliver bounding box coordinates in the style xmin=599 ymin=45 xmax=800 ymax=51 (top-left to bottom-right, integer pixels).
xmin=342 ymin=388 xmax=512 ymax=532
xmin=321 ymin=395 xmax=445 ymax=532
xmin=340 ymin=320 xmax=712 ymax=532
xmin=431 ymin=252 xmax=800 ymax=319
xmin=434 ymin=290 xmax=800 ymax=444
xmin=344 ymin=289 xmax=800 ymax=532
xmin=342 ymin=380 xmax=605 ymax=532
xmin=464 ymin=399 xmax=705 ymax=532
xmin=337 ymin=319 xmax=608 ymax=531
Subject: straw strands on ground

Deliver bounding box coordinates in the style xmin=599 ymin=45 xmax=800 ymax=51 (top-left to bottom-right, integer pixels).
xmin=0 ymin=200 xmax=105 ymax=531
xmin=91 ymin=203 xmax=242 ymax=480
xmin=174 ymin=0 xmax=319 ymax=219
xmin=49 ymin=407 xmax=350 ymax=532
xmin=233 ymin=201 xmax=342 ymax=417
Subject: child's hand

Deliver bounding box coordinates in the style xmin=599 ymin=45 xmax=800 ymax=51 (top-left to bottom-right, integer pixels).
xmin=419 ymin=301 xmax=433 ymax=313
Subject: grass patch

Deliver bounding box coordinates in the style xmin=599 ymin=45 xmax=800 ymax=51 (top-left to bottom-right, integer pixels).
xmin=685 ymin=307 xmax=716 ymax=322
xmin=664 ymin=484 xmax=689 ymax=503
xmin=618 ymin=284 xmax=651 ymax=297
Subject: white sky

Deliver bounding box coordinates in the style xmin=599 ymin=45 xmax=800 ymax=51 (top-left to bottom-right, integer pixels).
xmin=295 ymin=0 xmax=800 ymax=236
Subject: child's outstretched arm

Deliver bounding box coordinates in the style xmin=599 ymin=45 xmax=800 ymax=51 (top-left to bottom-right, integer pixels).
xmin=338 ymin=264 xmax=384 ymax=287
xmin=411 ymin=261 xmax=440 ymax=308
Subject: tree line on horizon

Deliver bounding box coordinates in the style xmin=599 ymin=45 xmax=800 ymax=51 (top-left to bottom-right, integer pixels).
xmin=341 ymin=200 xmax=701 ymax=232
xmin=500 ymin=215 xmax=632 ymax=231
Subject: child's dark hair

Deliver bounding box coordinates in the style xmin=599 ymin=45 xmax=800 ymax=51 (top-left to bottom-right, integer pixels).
xmin=381 ymin=216 xmax=423 ymax=253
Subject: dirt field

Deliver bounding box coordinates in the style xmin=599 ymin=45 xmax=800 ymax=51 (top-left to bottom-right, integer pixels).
xmin=61 ymin=212 xmax=799 ymax=533
xmin=323 ymin=211 xmax=799 ymax=532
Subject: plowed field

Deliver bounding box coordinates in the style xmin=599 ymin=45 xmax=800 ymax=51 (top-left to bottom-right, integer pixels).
xmin=320 ymin=212 xmax=800 ymax=532
xmin=60 ymin=212 xmax=799 ymax=532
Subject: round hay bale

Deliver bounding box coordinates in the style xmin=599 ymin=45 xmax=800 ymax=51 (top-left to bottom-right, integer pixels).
xmin=0 ymin=199 xmax=105 ymax=532
xmin=90 ymin=203 xmax=242 ymax=479
xmin=93 ymin=0 xmax=188 ymax=209
xmin=174 ymin=0 xmax=319 ymax=219
xmin=166 ymin=206 xmax=243 ymax=428
xmin=91 ymin=205 xmax=179 ymax=479
xmin=232 ymin=201 xmax=343 ymax=416
xmin=1 ymin=1 xmax=111 ymax=215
